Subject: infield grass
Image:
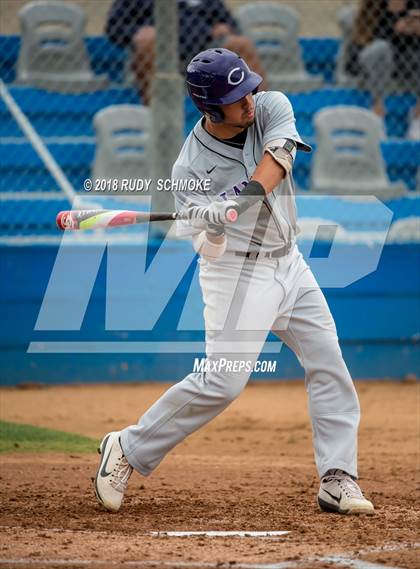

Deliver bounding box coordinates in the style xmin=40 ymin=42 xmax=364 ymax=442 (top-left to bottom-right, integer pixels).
xmin=0 ymin=421 xmax=97 ymax=453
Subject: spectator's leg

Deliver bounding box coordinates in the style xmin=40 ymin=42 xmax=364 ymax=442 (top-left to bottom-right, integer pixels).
xmin=222 ymin=35 xmax=268 ymax=91
xmin=359 ymin=39 xmax=393 ymax=117
xmin=132 ymin=26 xmax=156 ymax=106
xmin=407 ymin=100 xmax=420 ymax=140
xmin=396 ymin=44 xmax=420 ymax=140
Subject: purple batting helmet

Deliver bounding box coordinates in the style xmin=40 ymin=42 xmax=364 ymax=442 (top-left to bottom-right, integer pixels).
xmin=186 ymin=48 xmax=263 ymax=123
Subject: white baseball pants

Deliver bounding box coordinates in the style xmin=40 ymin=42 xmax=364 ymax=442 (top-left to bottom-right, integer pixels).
xmin=121 ymin=246 xmax=360 ymax=478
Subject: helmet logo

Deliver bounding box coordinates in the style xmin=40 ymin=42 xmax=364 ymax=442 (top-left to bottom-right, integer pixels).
xmin=227 ymin=67 xmax=245 ymax=85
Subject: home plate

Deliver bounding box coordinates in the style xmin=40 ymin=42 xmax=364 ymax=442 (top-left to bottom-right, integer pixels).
xmin=151 ymin=531 xmax=290 ymax=538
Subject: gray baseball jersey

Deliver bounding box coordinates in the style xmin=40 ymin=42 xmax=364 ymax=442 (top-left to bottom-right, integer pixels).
xmin=120 ymin=90 xmax=361 ymax=482
xmin=172 ymin=90 xmax=311 ymax=252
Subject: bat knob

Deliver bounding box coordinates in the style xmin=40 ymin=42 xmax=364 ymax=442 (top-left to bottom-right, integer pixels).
xmin=225 ymin=208 xmax=238 ymax=223
xmin=56 ymin=211 xmax=73 ymax=230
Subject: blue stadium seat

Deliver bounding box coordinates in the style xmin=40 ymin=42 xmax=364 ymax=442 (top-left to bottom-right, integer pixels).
xmin=1 ymin=139 xmax=417 ymax=195
xmin=0 ymin=86 xmax=139 ymax=137
xmin=0 ymin=35 xmax=416 ymax=139
xmin=294 ymin=140 xmax=420 ymax=191
xmin=0 ymin=86 xmax=201 ymax=138
xmin=0 ymin=35 xmax=338 ymax=85
xmin=0 ymin=142 xmax=94 ymax=192
xmin=381 ymin=141 xmax=420 ymax=190
xmin=0 ymin=198 xmax=70 ymax=235
xmin=0 ymin=35 xmax=20 ymax=82
xmin=296 ymin=194 xmax=419 ymax=231
xmin=185 ymin=89 xmax=373 ymax=137
xmin=85 ymin=37 xmax=127 ymax=83
xmin=0 ymin=35 xmax=126 ymax=83
xmin=289 ymin=89 xmax=372 ymax=137
xmin=299 ymin=38 xmax=340 ymax=83
xmin=185 ymin=88 xmax=417 ymax=139
xmin=0 ymin=35 xmax=418 ymax=240
xmin=385 ymin=94 xmax=418 ymax=138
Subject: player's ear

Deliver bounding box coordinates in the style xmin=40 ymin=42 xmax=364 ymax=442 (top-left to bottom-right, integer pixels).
xmin=205 ymin=111 xmax=219 ymax=123
xmin=205 ymin=108 xmax=224 ymax=123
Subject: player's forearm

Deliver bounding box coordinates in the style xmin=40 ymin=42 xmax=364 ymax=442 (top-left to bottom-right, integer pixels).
xmin=239 ymin=151 xmax=288 ymax=205
xmin=228 ymin=149 xmax=290 ymax=218
xmin=193 ymin=230 xmax=227 ymax=261
xmin=250 ymin=152 xmax=287 ymax=195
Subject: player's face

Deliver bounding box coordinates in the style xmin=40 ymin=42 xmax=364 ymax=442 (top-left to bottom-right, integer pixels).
xmin=220 ymin=93 xmax=255 ymax=129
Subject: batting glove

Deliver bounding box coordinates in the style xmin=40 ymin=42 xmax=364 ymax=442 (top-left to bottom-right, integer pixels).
xmin=188 ymin=200 xmax=239 ymax=225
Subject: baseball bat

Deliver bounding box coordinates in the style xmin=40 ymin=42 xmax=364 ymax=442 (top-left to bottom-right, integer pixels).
xmin=56 ymin=207 xmax=238 ymax=231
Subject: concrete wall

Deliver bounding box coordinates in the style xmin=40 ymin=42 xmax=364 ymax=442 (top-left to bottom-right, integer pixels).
xmin=1 ymin=240 xmax=418 ymax=385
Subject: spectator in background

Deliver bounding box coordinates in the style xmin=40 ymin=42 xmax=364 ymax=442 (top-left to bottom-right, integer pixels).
xmin=106 ymin=0 xmax=267 ymax=105
xmin=345 ymin=0 xmax=419 ymax=139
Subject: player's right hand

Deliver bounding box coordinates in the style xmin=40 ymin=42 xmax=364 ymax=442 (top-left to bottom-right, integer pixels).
xmin=206 ymin=223 xmax=225 ymax=236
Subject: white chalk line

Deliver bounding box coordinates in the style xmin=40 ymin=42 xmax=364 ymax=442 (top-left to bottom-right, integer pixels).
xmin=152 ymin=531 xmax=290 ymax=538
xmin=0 ymin=542 xmax=418 ymax=569
xmin=0 ymin=526 xmax=289 ymax=539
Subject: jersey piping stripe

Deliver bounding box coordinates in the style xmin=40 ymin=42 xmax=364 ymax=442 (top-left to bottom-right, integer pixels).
xmin=194 ymin=129 xmax=269 ymax=247
xmin=204 ymin=119 xmax=248 ymax=149
xmin=194 ymin=127 xmax=290 ymax=249
xmin=194 ymin=130 xmax=267 ymax=248
xmin=192 ymin=131 xmax=249 ymax=178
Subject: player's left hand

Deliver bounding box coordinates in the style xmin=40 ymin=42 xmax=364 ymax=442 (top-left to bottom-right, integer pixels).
xmin=188 ymin=200 xmax=239 ymax=225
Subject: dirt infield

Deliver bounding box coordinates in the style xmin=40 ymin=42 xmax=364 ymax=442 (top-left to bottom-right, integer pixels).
xmin=0 ymin=380 xmax=419 ymax=569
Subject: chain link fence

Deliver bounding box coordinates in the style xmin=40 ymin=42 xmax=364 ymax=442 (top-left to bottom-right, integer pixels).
xmin=0 ymin=0 xmax=419 ymax=242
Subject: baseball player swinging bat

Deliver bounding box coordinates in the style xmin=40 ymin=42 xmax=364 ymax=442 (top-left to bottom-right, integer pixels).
xmin=92 ymin=47 xmax=375 ymax=517
xmin=56 ymin=203 xmax=239 ymax=231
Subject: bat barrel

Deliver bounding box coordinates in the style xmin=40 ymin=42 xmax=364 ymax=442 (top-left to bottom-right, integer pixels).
xmin=56 ymin=209 xmax=177 ymax=231
xmin=56 ymin=210 xmax=120 ymax=231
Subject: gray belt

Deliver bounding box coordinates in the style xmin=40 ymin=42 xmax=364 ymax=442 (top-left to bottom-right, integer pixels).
xmin=234 ymin=243 xmax=292 ymax=260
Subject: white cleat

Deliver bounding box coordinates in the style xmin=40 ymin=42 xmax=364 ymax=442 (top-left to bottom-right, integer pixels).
xmin=318 ymin=469 xmax=374 ymax=515
xmin=94 ymin=431 xmax=133 ymax=512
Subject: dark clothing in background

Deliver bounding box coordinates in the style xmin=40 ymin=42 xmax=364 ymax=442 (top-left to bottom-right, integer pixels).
xmin=346 ymin=0 xmax=420 ymax=77
xmin=375 ymin=0 xmax=420 ymax=66
xmin=106 ymin=0 xmax=239 ymax=62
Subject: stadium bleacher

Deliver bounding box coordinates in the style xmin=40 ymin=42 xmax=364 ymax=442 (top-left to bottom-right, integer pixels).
xmin=0 ymin=2 xmax=418 ymax=389
xmin=1 ymin=131 xmax=418 ymax=194
xmin=1 ymin=35 xmax=418 ymax=137
xmin=0 ymin=140 xmax=93 ymax=192
xmin=0 ymin=86 xmax=139 ymax=137
xmin=0 ymin=30 xmax=418 ymax=238
xmin=0 ymin=35 xmax=337 ymax=85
